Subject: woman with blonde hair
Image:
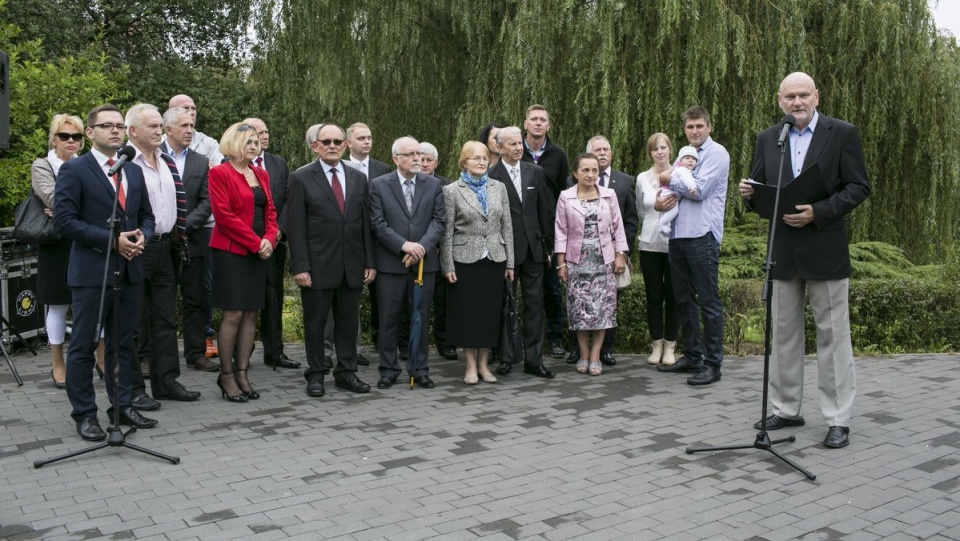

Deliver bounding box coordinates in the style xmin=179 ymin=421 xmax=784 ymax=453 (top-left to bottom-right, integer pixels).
xmin=441 ymin=141 xmax=514 ymax=384
xmin=208 ymin=123 xmax=279 ymax=402
xmin=32 ymin=114 xmax=85 ymax=388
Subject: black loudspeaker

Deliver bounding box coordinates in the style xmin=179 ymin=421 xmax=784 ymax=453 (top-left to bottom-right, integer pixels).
xmin=0 ymin=50 xmax=9 ymax=150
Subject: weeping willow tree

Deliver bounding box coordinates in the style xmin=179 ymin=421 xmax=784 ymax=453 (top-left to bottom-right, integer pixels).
xmin=250 ymin=0 xmax=960 ymax=264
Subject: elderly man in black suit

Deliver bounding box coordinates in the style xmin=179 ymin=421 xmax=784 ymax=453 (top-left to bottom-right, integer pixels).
xmin=488 ymin=126 xmax=555 ymax=378
xmin=244 ymin=117 xmax=301 ymax=370
xmin=739 ymin=72 xmax=871 ymax=449
xmin=369 ymin=136 xmax=445 ymax=389
xmin=160 ymin=107 xmax=216 ymax=376
xmin=566 ymin=135 xmax=639 ymax=367
xmin=287 ymin=123 xmax=377 ymax=398
xmin=54 ymin=104 xmax=157 ymax=440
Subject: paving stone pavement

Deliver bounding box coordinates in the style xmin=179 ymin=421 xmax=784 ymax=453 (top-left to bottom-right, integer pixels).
xmin=1 ymin=343 xmax=959 ymax=540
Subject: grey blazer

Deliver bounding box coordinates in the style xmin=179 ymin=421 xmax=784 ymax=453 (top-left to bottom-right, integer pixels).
xmin=440 ymin=178 xmax=514 ymax=275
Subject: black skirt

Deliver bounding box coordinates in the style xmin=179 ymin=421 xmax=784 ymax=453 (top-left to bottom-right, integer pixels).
xmin=211 ymin=248 xmax=266 ymax=311
xmin=36 ymin=239 xmax=71 ymax=305
xmin=445 ymin=258 xmax=505 ymax=348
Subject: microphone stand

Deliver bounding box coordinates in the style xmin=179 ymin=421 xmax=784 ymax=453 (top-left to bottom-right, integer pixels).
xmin=685 ymin=133 xmax=815 ymax=481
xmin=34 ymin=167 xmax=179 ymax=468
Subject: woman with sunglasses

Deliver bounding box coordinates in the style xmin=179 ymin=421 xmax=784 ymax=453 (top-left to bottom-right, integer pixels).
xmin=208 ymin=122 xmax=279 ymax=402
xmin=31 ymin=114 xmax=86 ymax=389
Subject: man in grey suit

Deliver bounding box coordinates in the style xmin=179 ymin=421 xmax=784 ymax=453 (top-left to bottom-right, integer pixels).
xmin=244 ymin=117 xmax=301 ymax=370
xmin=287 ymin=123 xmax=377 ymax=398
xmin=739 ymin=72 xmax=870 ymax=449
xmin=369 ymin=137 xmax=445 ymax=389
xmin=160 ymin=107 xmax=216 ymax=377
xmin=488 ymin=126 xmax=555 ymax=379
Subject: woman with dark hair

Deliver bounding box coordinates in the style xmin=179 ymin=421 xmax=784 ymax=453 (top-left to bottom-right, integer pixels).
xmin=478 ymin=122 xmax=505 ymax=170
xmin=32 ymin=114 xmax=85 ymax=389
xmin=555 ymin=153 xmax=628 ymax=376
xmin=208 ymin=122 xmax=279 ymax=402
xmin=441 ymin=141 xmax=514 ymax=385
xmin=635 ymin=133 xmax=680 ymax=365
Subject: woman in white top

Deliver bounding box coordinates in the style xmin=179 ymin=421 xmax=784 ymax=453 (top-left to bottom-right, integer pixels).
xmin=635 ymin=133 xmax=680 ymax=366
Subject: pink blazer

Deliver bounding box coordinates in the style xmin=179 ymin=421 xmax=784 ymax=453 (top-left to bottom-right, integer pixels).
xmin=554 ymin=185 xmax=628 ymax=264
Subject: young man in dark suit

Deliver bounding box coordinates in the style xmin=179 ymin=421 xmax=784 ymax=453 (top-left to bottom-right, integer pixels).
xmin=489 ymin=126 xmax=556 ymax=378
xmin=369 ymin=136 xmax=446 ymax=389
xmin=54 ymin=104 xmax=157 ymax=440
xmin=739 ymin=72 xmax=871 ymax=449
xmin=287 ymin=123 xmax=377 ymax=398
xmin=244 ymin=117 xmax=301 ymax=370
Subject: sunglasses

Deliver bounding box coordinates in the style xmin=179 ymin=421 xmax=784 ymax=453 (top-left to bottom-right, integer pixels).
xmin=238 ymin=124 xmax=253 ymax=132
xmin=317 ymin=139 xmax=344 ymax=147
xmin=55 ymin=133 xmax=84 ymax=142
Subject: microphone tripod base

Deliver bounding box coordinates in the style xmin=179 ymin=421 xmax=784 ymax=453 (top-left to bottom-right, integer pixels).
xmin=686 ymin=431 xmax=816 ymax=480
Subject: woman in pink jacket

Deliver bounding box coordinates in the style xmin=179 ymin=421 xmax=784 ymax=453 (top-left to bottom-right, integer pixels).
xmin=555 ymin=153 xmax=629 ymax=376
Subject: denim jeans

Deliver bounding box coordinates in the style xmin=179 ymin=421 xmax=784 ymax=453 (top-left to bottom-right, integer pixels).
xmin=668 ymin=233 xmax=723 ymax=367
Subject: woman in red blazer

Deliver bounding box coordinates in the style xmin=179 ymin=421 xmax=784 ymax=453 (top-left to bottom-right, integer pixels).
xmin=208 ymin=122 xmax=279 ymax=402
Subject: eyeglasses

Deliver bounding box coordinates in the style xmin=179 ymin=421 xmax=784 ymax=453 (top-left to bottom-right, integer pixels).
xmin=394 ymin=151 xmax=423 ymax=158
xmin=317 ymin=139 xmax=344 ymax=147
xmin=55 ymin=133 xmax=84 ymax=142
xmin=466 ymin=156 xmax=490 ymax=162
xmin=93 ymin=123 xmax=126 ymax=131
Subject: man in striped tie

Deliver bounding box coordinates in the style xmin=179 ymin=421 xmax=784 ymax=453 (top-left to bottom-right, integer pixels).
xmin=125 ymin=103 xmax=201 ymax=406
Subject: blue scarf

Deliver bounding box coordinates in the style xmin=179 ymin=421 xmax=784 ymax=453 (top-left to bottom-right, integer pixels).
xmin=460 ymin=171 xmax=489 ymax=214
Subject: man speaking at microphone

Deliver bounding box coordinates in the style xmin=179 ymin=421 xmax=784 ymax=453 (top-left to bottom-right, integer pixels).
xmin=738 ymin=72 xmax=871 ymax=449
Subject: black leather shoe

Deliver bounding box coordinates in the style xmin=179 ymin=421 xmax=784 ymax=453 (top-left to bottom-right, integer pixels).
xmin=657 ymin=355 xmax=703 ymax=373
xmin=306 ymin=378 xmax=325 ymax=397
xmin=687 ymin=366 xmax=721 ymax=385
xmin=754 ymin=415 xmax=806 ymax=431
xmin=357 ymin=354 xmax=371 ymax=366
xmin=550 ymin=342 xmax=567 ymax=359
xmin=266 ymin=353 xmax=301 ymax=369
xmin=377 ymin=376 xmax=397 ymax=389
xmin=439 ymin=346 xmax=458 ymax=360
xmin=414 ymin=375 xmax=435 ymax=388
xmin=399 ymin=349 xmax=409 ymax=361
xmin=335 ymin=375 xmax=371 ymax=393
xmin=600 ymin=352 xmax=617 ymax=366
xmin=76 ymin=417 xmax=106 ymax=441
xmin=496 ymin=362 xmax=512 ymax=375
xmin=131 ymin=393 xmax=161 ymax=411
xmin=824 ymin=426 xmax=850 ymax=448
xmin=157 ymin=380 xmax=201 ymax=401
xmin=192 ymin=358 xmax=221 ymax=372
xmin=566 ymin=350 xmax=580 ymax=364
xmin=323 ymin=356 xmax=334 ymax=370
xmin=524 ymin=363 xmax=556 ymax=378
xmin=109 ymin=407 xmax=158 ymax=429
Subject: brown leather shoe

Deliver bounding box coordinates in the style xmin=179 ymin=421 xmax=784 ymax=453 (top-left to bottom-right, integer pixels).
xmin=192 ymin=357 xmax=221 ymax=372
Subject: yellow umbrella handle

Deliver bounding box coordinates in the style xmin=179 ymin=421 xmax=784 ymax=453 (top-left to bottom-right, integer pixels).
xmin=416 ymin=257 xmax=424 ymax=286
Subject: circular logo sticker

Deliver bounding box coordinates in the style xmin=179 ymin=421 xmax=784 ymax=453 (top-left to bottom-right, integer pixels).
xmin=17 ymin=289 xmax=36 ymax=317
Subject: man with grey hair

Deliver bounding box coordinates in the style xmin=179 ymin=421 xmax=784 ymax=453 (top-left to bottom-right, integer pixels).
xmin=369 ymin=136 xmax=445 ymax=389
xmin=566 ymin=135 xmax=639 ymax=367
xmin=488 ymin=126 xmax=555 ymax=378
xmin=159 ymin=107 xmax=217 ymax=374
xmin=167 ymin=94 xmax=224 ymax=166
xmin=125 ymin=103 xmax=201 ymax=407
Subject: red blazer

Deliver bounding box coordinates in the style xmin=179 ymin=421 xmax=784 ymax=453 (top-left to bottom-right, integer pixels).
xmin=209 ymin=163 xmax=279 ymax=255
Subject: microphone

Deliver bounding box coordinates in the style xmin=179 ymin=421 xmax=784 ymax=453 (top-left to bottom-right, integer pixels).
xmin=777 ymin=114 xmax=796 ymax=149
xmin=107 ymin=146 xmax=136 ymax=176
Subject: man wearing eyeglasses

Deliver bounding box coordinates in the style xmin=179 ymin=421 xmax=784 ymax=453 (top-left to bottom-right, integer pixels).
xmin=287 ymin=123 xmax=377 ymax=398
xmin=54 ymin=104 xmax=156 ymax=441
xmin=369 ymin=137 xmax=445 ymax=389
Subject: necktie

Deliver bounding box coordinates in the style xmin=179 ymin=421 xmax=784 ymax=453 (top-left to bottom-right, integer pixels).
xmin=159 ymin=153 xmax=188 ymax=242
xmin=510 ymin=167 xmax=522 ymax=201
xmin=106 ymin=158 xmax=126 ymax=209
xmin=331 ymin=168 xmax=345 ymax=213
xmin=403 ymin=179 xmax=414 ymax=213
xmin=599 ymin=171 xmax=606 ymax=188
xmin=359 ymin=161 xmax=368 ymax=179
xmin=256 ymin=156 xmax=264 ymax=169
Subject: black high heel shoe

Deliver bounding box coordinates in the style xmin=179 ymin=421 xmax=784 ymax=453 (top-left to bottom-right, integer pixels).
xmin=217 ymin=371 xmax=248 ymax=402
xmin=234 ymin=369 xmax=260 ymax=400
xmin=51 ymin=370 xmax=66 ymax=390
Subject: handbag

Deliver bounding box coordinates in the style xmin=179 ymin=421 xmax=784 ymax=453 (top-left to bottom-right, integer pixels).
xmin=498 ymin=281 xmax=523 ymax=365
xmin=13 ymin=192 xmax=59 ymax=245
xmin=616 ymin=263 xmax=632 ymax=290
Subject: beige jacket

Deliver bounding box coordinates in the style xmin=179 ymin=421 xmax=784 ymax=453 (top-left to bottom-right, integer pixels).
xmin=440 ymin=179 xmax=514 ymax=275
